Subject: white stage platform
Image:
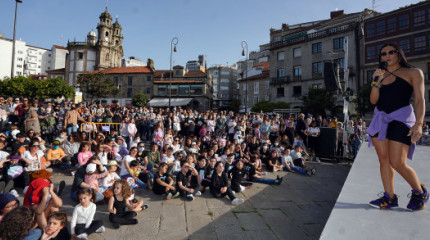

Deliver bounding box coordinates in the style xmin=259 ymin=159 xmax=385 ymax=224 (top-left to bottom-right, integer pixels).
xmin=321 ymin=145 xmax=430 ymax=240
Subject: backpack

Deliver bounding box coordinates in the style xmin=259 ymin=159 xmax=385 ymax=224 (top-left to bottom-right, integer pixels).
xmin=23 ymin=178 xmax=51 ymax=207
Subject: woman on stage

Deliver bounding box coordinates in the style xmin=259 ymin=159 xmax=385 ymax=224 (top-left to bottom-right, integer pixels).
xmin=367 ymin=43 xmax=428 ymax=211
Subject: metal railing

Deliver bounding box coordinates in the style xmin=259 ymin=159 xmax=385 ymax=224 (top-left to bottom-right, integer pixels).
xmin=270 ymin=76 xmax=290 ymax=85
xmin=80 ymin=123 xmax=121 ymax=139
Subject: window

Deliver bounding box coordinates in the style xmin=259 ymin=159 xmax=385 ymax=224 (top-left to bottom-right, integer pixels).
xmin=127 ymin=88 xmax=132 ymax=98
xmin=414 ymin=36 xmax=426 ymax=52
xmin=293 ymin=86 xmax=302 ymax=97
xmin=277 ymin=68 xmax=285 ymax=78
xmin=48 ymin=54 xmax=51 ymax=57
xmin=312 ymin=62 xmax=322 ymax=74
xmin=414 ymin=10 xmax=426 ymax=27
xmin=335 ymin=58 xmax=345 ymax=70
xmin=376 ymin=21 xmax=386 ymax=36
xmin=170 ymin=85 xmax=178 ymax=95
xmin=274 ymin=36 xmax=281 ymax=42
xmin=367 ymin=70 xmax=375 ymax=83
xmin=277 ymin=51 xmax=285 ymax=61
xmin=114 ymin=77 xmax=119 ymax=86
xmin=179 ymin=85 xmax=189 ymax=95
xmin=147 ymin=76 xmax=151 ymax=81
xmin=17 ymin=58 xmax=23 ymax=61
xmin=387 ymin=18 xmax=397 ymax=33
xmin=366 ymin=23 xmax=375 ymax=38
xmin=277 ymin=87 xmax=284 ymax=97
xmin=333 ymin=37 xmax=344 ymax=50
xmin=243 ymin=84 xmax=247 ymax=91
xmin=221 ymin=71 xmax=230 ymax=75
xmin=312 ymin=42 xmax=322 ymax=53
xmin=158 ymin=86 xmax=166 ymax=96
xmin=190 ymin=85 xmax=203 ymax=94
xmin=220 ymin=78 xmax=229 ymax=83
xmin=128 ymin=76 xmax=133 ymax=86
xmin=367 ymin=46 xmax=376 ymax=60
xmin=211 ymin=71 xmax=218 ymax=77
xmin=16 ymin=64 xmax=22 ymax=68
xmin=78 ymin=52 xmax=83 ymax=60
xmin=105 ymin=31 xmax=109 ymax=37
xmin=293 ymin=48 xmax=301 ymax=57
xmin=265 ymin=80 xmax=270 ymax=89
xmin=253 ymin=96 xmax=259 ymax=104
xmin=399 ymin=14 xmax=409 ymax=30
xmin=399 ymin=39 xmax=411 ymax=53
xmin=312 ymin=84 xmax=323 ymax=89
xmin=265 ymin=95 xmax=270 ymax=101
xmin=293 ymin=66 xmax=302 ymax=76
xmin=220 ymin=86 xmax=229 ymax=91
xmin=254 ymin=82 xmax=259 ymax=94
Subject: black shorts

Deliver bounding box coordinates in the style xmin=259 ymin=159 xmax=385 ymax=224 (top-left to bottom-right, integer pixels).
xmin=371 ymin=120 xmax=412 ymax=146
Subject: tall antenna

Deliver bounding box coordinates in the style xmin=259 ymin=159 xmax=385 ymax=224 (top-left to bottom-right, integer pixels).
xmin=372 ymin=0 xmax=380 ymax=11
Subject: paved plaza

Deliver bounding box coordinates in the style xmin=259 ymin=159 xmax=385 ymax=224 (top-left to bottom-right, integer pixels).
xmin=18 ymin=160 xmax=351 ymax=240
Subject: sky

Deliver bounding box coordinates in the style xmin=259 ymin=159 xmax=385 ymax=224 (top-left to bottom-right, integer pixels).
xmin=0 ymin=0 xmax=422 ymax=69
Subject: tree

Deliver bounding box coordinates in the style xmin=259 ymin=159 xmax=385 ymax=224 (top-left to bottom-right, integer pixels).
xmin=302 ymin=88 xmax=336 ymax=116
xmin=0 ymin=76 xmax=74 ymax=99
xmin=229 ymin=99 xmax=241 ymax=112
xmin=77 ymin=72 xmax=120 ymax=102
xmin=251 ymin=101 xmax=290 ymax=113
xmin=132 ymin=91 xmax=149 ymax=107
xmin=353 ymin=85 xmax=373 ymax=117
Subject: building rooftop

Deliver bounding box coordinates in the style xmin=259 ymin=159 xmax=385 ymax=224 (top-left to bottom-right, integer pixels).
xmin=83 ymin=66 xmax=153 ymax=75
xmin=154 ymin=70 xmax=207 ymax=78
xmin=53 ymin=45 xmax=68 ymax=50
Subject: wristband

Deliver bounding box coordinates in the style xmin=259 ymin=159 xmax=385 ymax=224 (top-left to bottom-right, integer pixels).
xmin=371 ymin=81 xmax=381 ymax=88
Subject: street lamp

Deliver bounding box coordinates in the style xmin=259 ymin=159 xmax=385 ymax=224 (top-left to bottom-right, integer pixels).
xmin=241 ymin=41 xmax=248 ymax=113
xmin=169 ymin=37 xmax=178 ymax=109
xmin=11 ymin=0 xmax=23 ymax=78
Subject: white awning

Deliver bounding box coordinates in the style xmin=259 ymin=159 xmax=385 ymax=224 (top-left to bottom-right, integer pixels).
xmin=149 ymin=98 xmax=192 ymax=107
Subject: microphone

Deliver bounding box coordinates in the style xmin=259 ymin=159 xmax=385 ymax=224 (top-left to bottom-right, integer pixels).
xmin=374 ymin=61 xmax=388 ymax=82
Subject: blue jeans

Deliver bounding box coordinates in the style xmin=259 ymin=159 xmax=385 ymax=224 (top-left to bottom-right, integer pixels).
xmin=354 ymin=139 xmax=362 ymax=157
xmin=283 ymin=166 xmax=307 ymax=175
xmin=121 ymin=174 xmax=147 ymax=189
xmin=67 ymin=125 xmax=78 ymax=135
xmin=252 ymin=177 xmax=278 ymax=185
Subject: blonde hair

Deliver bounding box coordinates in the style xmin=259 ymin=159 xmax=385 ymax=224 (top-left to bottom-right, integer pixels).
xmin=113 ymin=179 xmax=132 ymax=199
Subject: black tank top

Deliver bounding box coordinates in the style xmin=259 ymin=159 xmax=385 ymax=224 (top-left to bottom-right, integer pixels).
xmin=376 ymin=76 xmax=413 ymax=114
xmin=113 ymin=194 xmax=126 ymax=214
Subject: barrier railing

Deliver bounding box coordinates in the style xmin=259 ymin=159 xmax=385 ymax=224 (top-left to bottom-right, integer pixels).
xmin=80 ymin=123 xmax=121 ymax=139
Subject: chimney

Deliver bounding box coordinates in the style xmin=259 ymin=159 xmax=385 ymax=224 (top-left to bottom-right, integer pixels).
xmin=330 ymin=10 xmax=344 ymax=19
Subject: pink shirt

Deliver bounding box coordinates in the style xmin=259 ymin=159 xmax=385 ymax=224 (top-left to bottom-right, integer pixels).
xmin=78 ymin=151 xmax=93 ymax=166
xmin=84 ymin=172 xmax=108 ymax=191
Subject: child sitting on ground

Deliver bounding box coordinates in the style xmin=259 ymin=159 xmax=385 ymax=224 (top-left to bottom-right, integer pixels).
xmin=41 ymin=211 xmax=71 ymax=240
xmin=281 ymin=148 xmax=315 ymax=176
xmin=99 ymin=160 xmax=121 ymax=193
xmin=84 ymin=161 xmax=108 ymax=193
xmin=71 ymin=188 xmax=105 ymax=239
xmin=108 ymin=179 xmax=147 ymax=229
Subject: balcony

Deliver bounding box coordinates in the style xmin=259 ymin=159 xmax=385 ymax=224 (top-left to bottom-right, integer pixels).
xmin=293 ymin=75 xmax=302 ymax=81
xmin=270 ymin=76 xmax=290 ymax=85
xmin=270 ymin=22 xmax=355 ymax=50
xmin=312 ymin=72 xmax=323 ymax=79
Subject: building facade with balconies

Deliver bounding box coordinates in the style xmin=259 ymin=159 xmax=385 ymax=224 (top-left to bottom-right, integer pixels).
xmin=238 ymin=62 xmax=271 ymax=110
xmin=269 ymin=9 xmax=375 ymax=109
xmin=208 ymin=65 xmax=238 ymax=109
xmin=151 ymin=65 xmax=212 ymax=111
xmin=362 ymin=1 xmax=430 ymax=114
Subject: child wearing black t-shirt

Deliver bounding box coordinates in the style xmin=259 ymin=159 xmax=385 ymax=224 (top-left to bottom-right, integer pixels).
xmin=176 ymin=161 xmax=201 ymax=201
xmin=201 ymin=157 xmax=216 ymax=192
xmin=210 ymin=161 xmax=244 ymax=205
xmin=229 ymin=159 xmax=252 ymax=193
xmin=246 ymin=156 xmax=283 ymax=185
xmin=153 ymin=163 xmax=179 ymax=200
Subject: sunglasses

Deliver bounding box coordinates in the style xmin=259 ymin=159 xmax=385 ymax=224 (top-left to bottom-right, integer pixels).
xmin=380 ymin=50 xmax=398 ymax=56
xmin=33 ymin=145 xmax=40 ymax=148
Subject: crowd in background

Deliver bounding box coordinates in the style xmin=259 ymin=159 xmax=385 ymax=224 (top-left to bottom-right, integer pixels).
xmin=0 ymin=97 xmax=429 ymax=239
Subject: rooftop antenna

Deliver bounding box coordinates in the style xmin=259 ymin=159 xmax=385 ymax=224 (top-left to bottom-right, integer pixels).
xmin=372 ymin=0 xmax=380 ymax=11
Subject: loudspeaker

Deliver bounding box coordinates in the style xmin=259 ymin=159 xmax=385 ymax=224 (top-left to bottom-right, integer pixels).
xmin=324 ymin=62 xmax=339 ymax=92
xmin=315 ymin=127 xmax=337 ymax=159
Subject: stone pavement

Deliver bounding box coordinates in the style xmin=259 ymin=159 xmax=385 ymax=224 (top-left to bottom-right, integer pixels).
xmin=23 ymin=161 xmax=350 ymax=240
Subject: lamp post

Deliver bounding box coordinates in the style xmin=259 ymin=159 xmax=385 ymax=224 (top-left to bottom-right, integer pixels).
xmin=241 ymin=41 xmax=248 ymax=113
xmin=11 ymin=0 xmax=23 ymax=78
xmin=169 ymin=37 xmax=178 ymax=109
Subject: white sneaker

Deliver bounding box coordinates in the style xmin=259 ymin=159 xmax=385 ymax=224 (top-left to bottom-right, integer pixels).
xmin=315 ymin=157 xmax=321 ymax=162
xmin=194 ymin=191 xmax=202 ymax=196
xmin=186 ymin=194 xmax=194 ymax=201
xmin=232 ymin=191 xmax=236 ymax=195
xmin=95 ymin=226 xmax=105 ymax=233
xmin=231 ymin=198 xmax=244 ymax=205
xmin=71 ymin=171 xmax=76 ymax=176
xmin=10 ymin=189 xmax=19 ymax=197
xmin=76 ymin=233 xmax=88 ymax=240
xmin=240 ymin=185 xmax=246 ymax=192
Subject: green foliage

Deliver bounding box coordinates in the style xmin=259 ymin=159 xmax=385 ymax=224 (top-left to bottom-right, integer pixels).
xmin=77 ymin=73 xmax=120 ymax=101
xmin=132 ymin=91 xmax=149 ymax=107
xmin=353 ymin=84 xmax=373 ymax=116
xmin=0 ymin=76 xmax=74 ymax=99
xmin=251 ymin=101 xmax=290 ymax=113
xmin=229 ymin=99 xmax=241 ymax=112
xmin=302 ymin=88 xmax=336 ymax=116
